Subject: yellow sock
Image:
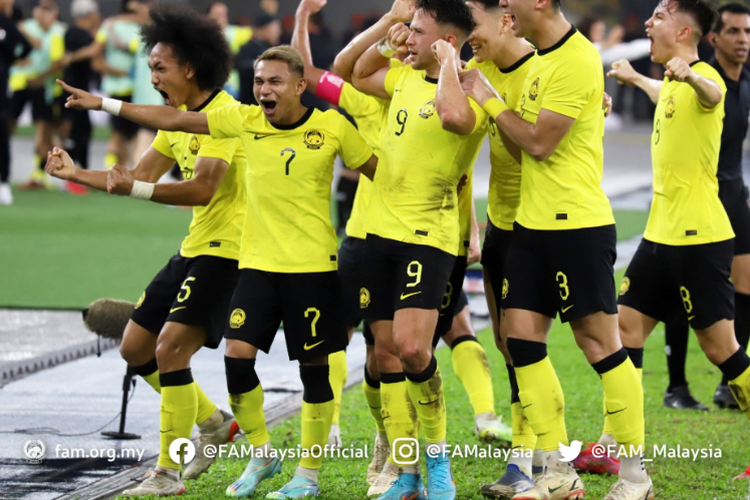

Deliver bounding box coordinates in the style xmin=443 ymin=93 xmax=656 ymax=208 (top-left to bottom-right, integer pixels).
xmin=729 ymin=364 xmax=750 ymax=420
xmin=157 ymin=378 xmax=198 ymax=470
xmin=104 ymin=152 xmax=118 ymax=170
xmin=362 ymin=378 xmax=386 ymax=433
xmin=602 ymin=367 xmax=642 ymax=437
xmin=405 ymin=361 xmax=447 ymax=444
xmin=381 ymin=374 xmax=419 ymax=465
xmin=515 ymin=357 xmax=567 ymax=452
xmin=194 ymin=381 xmax=218 ymax=425
xmin=328 ymin=350 xmax=347 ymax=426
xmin=228 ymin=385 xmax=270 ymax=447
xmin=601 ymin=357 xmax=644 ymax=448
xmin=511 ymin=401 xmax=537 ymax=452
xmin=141 ymin=370 xmax=161 ymax=394
xmin=452 ymin=339 xmax=495 ymax=415
xmin=299 ymin=399 xmax=334 ymax=469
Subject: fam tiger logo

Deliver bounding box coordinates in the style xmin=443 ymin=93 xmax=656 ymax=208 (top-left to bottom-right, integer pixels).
xmin=304 ymin=129 xmax=325 ymax=149
xmin=135 ymin=292 xmax=146 ymax=309
xmin=189 ymin=135 xmax=201 ymax=155
xmin=665 ymin=97 xmax=675 ymax=119
xmin=502 ymin=279 xmax=509 ymax=300
xmin=529 ymin=78 xmax=539 ymax=101
xmin=419 ymin=100 xmax=436 ymax=119
xmin=229 ymin=308 xmax=246 ymax=329
xmin=619 ymin=277 xmax=631 ymax=297
xmin=360 ymin=287 xmax=371 ymax=309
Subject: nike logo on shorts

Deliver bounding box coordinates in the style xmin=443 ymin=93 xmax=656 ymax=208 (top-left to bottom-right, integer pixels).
xmin=400 ymin=291 xmax=422 ymax=300
xmin=169 ymin=306 xmax=187 ymax=314
xmin=304 ymin=340 xmax=325 ymax=351
xmin=561 ymin=305 xmax=574 ymax=313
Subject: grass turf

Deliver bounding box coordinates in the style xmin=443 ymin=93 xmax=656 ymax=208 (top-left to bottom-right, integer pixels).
xmin=0 ymin=190 xmax=649 ymax=309
xmin=132 ymin=318 xmax=749 ymax=500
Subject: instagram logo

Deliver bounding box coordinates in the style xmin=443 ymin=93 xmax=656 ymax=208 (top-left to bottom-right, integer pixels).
xmin=392 ymin=438 xmax=419 ymax=465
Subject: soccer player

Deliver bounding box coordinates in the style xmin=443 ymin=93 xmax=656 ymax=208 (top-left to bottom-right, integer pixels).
xmin=350 ymin=1 xmax=488 ymax=498
xmin=658 ymin=2 xmax=750 ymax=411
xmin=461 ymin=1 xmax=540 ymax=497
xmin=461 ymin=0 xmax=650 ymax=498
xmin=62 ymin=45 xmax=377 ymax=499
xmin=48 ymin=5 xmax=244 ymax=495
xmin=607 ymin=0 xmax=750 ymax=485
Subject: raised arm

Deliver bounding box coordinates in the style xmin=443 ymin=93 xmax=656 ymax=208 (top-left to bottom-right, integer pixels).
xmin=460 ymin=68 xmax=573 ymax=162
xmin=334 ymin=0 xmax=415 ymax=82
xmin=664 ymin=57 xmax=722 ymax=108
xmin=58 ymin=80 xmax=210 ymax=134
xmin=432 ymin=40 xmax=477 ymax=136
xmin=291 ymin=0 xmax=327 ymax=94
xmin=352 ymin=23 xmax=411 ymax=99
xmin=607 ymin=59 xmax=662 ymax=104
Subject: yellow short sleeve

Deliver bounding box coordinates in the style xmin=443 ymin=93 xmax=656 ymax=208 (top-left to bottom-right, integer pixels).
xmin=95 ymin=29 xmax=107 ymax=44
xmin=691 ymin=63 xmax=727 ymax=113
xmin=198 ymin=136 xmax=240 ymax=165
xmin=541 ymin=57 xmax=596 ymax=120
xmin=50 ymin=34 xmax=65 ymax=62
xmin=151 ymin=130 xmax=176 ymax=159
xmin=207 ymin=105 xmax=248 ymax=139
xmin=384 ymin=65 xmax=409 ymax=97
xmin=337 ymin=115 xmax=373 ymax=169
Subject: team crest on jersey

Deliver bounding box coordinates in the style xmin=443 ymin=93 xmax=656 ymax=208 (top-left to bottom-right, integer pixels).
xmin=229 ymin=308 xmax=246 ymax=329
xmin=360 ymin=287 xmax=371 ymax=309
xmin=304 ymin=129 xmax=325 ymax=149
xmin=189 ymin=135 xmax=201 ymax=155
xmin=135 ymin=292 xmax=146 ymax=309
xmin=419 ymin=100 xmax=436 ymax=119
xmin=502 ymin=279 xmax=509 ymax=300
xmin=619 ymin=277 xmax=630 ymax=297
xmin=529 ymin=78 xmax=539 ymax=101
xmin=665 ymin=97 xmax=675 ymax=118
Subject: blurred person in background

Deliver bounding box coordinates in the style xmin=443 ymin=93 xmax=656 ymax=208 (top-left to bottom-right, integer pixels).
xmin=0 ymin=0 xmax=33 ymax=205
xmin=236 ymin=12 xmax=280 ymax=106
xmin=57 ymin=0 xmax=100 ymax=194
xmin=207 ymin=2 xmax=252 ymax=99
xmin=579 ymin=15 xmax=651 ymax=66
xmin=17 ymin=0 xmax=65 ymax=190
xmin=93 ymin=0 xmax=142 ymax=170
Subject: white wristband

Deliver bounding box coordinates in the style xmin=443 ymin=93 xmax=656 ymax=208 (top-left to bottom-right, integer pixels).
xmin=101 ymin=97 xmax=123 ymax=117
xmin=129 ymin=180 xmax=155 ymax=201
xmin=377 ymin=37 xmax=397 ymax=58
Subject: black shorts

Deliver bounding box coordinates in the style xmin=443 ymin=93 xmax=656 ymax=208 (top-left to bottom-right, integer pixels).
xmin=481 ymin=220 xmax=514 ymax=317
xmin=618 ymin=239 xmax=734 ymax=330
xmin=360 ymin=234 xmax=455 ymax=321
xmin=130 ymin=254 xmax=239 ymax=349
xmin=435 ymin=256 xmax=469 ymax=337
xmin=504 ymin=223 xmax=618 ymax=323
xmin=224 ymin=269 xmax=348 ymax=361
xmin=338 ymin=236 xmax=366 ymax=329
xmin=719 ymin=180 xmax=750 ymax=256
xmin=432 ymin=289 xmax=469 ymax=348
xmin=110 ymin=94 xmax=140 ymax=139
xmin=11 ymin=88 xmax=52 ymax=122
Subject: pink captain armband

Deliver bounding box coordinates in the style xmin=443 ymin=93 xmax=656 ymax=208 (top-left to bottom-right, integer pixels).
xmin=316 ymin=71 xmax=346 ymax=106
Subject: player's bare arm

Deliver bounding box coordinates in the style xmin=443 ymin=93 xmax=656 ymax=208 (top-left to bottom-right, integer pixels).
xmin=468 ymin=198 xmax=481 ymax=265
xmin=460 ymin=68 xmax=573 ymax=162
xmin=433 ymin=39 xmax=477 ymax=135
xmin=665 ymin=56 xmax=722 ymax=107
xmin=334 ymin=0 xmax=415 ymax=82
xmin=351 ymin=23 xmax=410 ymax=99
xmin=291 ymin=0 xmax=327 ymax=93
xmin=607 ymin=59 xmax=663 ymax=104
xmin=355 ymin=154 xmax=379 ymax=182
xmin=58 ymin=80 xmax=210 ymax=135
xmin=108 ymin=155 xmax=229 ymax=206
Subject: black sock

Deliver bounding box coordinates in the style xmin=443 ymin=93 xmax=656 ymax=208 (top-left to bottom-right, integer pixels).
xmin=725 ymin=292 xmax=750 ymax=384
xmin=665 ymin=316 xmax=689 ymax=390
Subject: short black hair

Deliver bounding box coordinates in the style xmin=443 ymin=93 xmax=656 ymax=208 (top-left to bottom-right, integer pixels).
xmin=467 ymin=0 xmax=502 ymax=12
xmin=140 ymin=3 xmax=232 ymax=92
xmin=667 ymin=0 xmax=717 ymax=37
xmin=714 ymin=2 xmax=750 ymax=32
xmin=417 ymin=0 xmax=476 ymax=38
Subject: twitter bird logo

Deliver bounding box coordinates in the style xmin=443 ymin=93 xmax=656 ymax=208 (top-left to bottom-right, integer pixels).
xmin=558 ymin=440 xmax=583 ymax=462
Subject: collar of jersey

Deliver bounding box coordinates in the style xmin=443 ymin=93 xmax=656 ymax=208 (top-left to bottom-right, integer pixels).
xmin=500 ymin=51 xmax=536 ymax=74
xmin=268 ymin=107 xmax=314 ymax=130
xmin=424 ymin=76 xmax=438 ymax=84
xmin=191 ymin=89 xmax=222 ymax=112
xmin=537 ymin=25 xmax=577 ymax=57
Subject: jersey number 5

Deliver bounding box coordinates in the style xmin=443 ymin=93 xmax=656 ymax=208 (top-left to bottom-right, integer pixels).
xmin=281 ymin=148 xmax=296 ymax=175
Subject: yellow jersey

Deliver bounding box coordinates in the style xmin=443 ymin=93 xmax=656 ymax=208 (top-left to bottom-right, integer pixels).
xmin=457 ymin=174 xmax=474 ymax=257
xmin=151 ymin=90 xmax=246 ymax=261
xmin=645 ymin=61 xmax=734 ymax=246
xmin=206 ymin=105 xmax=373 ymax=273
xmin=368 ymin=64 xmax=488 ymax=255
xmin=517 ymin=28 xmax=614 ymax=230
xmin=468 ymin=53 xmax=535 ymax=231
xmin=338 ymin=82 xmax=390 ymax=240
